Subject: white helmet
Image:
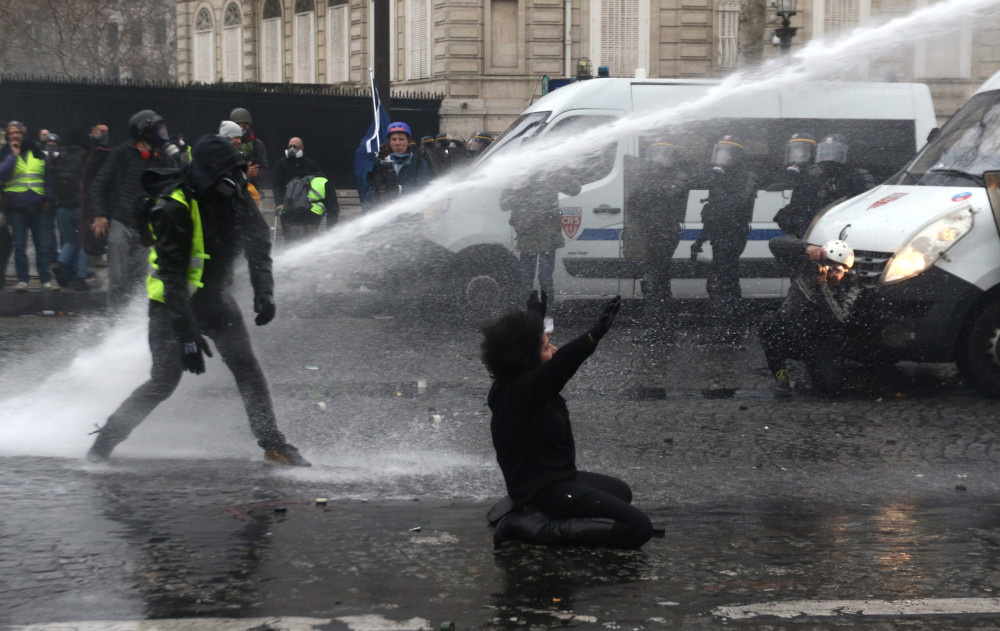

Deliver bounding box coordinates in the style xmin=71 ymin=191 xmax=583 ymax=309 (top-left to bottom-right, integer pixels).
xmin=824 ymin=239 xmax=855 ymax=269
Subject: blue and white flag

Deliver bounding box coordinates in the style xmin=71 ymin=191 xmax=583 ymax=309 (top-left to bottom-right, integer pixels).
xmin=353 ymin=70 xmax=390 ymax=210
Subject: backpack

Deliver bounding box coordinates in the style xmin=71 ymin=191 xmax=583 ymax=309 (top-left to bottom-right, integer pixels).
xmin=282 ymin=175 xmax=318 ymax=216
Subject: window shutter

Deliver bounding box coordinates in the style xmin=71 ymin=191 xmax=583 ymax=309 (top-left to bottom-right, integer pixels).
xmin=261 ymin=17 xmax=281 ymax=82
xmin=600 ymin=0 xmax=639 ymax=77
xmin=408 ymin=0 xmax=430 ymax=79
xmin=193 ymin=10 xmax=214 ymax=83
xmin=327 ymin=5 xmax=349 ymax=83
xmin=824 ymin=0 xmax=860 ymax=35
xmin=222 ymin=4 xmax=242 ymax=82
xmin=717 ymin=0 xmax=740 ymax=69
xmin=294 ymin=11 xmax=316 ymax=82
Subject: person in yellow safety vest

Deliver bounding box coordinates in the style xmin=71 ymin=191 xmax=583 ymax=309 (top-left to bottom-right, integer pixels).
xmin=86 ymin=134 xmax=310 ymax=467
xmin=272 ymin=136 xmax=338 ymax=244
xmin=278 ymin=174 xmax=333 ymax=243
xmin=0 ymin=120 xmax=59 ymax=292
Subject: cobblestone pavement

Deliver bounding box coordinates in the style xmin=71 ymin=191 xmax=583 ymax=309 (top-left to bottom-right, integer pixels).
xmin=3 ymin=294 xmax=1000 ymax=630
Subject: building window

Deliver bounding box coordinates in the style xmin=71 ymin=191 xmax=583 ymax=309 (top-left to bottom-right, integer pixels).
xmin=717 ymin=0 xmax=739 ymax=69
xmin=327 ymin=0 xmax=349 ymax=83
xmin=261 ymin=0 xmax=282 ymax=82
xmin=915 ymin=0 xmax=971 ymax=79
xmin=154 ymin=17 xmax=168 ymax=45
xmin=106 ymin=22 xmax=120 ymax=49
xmin=223 ymin=2 xmax=243 ymax=81
xmin=406 ymin=0 xmax=431 ymax=79
xmin=194 ymin=8 xmax=215 ymax=83
xmin=130 ymin=26 xmax=143 ymax=47
xmin=489 ymin=0 xmax=518 ymax=71
xmin=294 ymin=0 xmax=316 ymax=83
xmin=589 ymin=0 xmax=649 ymax=78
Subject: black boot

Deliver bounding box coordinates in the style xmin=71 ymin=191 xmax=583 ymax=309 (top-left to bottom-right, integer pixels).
xmin=86 ymin=424 xmax=128 ymax=463
xmin=494 ymin=510 xmax=616 ymax=547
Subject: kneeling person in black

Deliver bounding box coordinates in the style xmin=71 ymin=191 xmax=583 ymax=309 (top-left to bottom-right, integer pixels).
xmin=482 ymin=292 xmax=653 ymax=549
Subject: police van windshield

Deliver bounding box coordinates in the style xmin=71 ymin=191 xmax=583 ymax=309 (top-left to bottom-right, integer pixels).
xmin=474 ymin=111 xmax=550 ymax=164
xmin=893 ymin=92 xmax=1000 ymax=187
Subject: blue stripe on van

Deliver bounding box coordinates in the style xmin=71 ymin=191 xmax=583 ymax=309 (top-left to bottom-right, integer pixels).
xmin=576 ymin=228 xmax=787 ymax=241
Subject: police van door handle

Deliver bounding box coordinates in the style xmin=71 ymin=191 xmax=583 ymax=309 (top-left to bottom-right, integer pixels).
xmin=593 ymin=204 xmax=621 ymax=214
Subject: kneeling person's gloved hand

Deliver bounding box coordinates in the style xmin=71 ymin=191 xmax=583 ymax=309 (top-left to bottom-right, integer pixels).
xmin=589 ymin=295 xmax=622 ymax=342
xmin=254 ymin=293 xmax=276 ymax=326
xmin=181 ymin=334 xmax=213 ymax=374
xmin=526 ymin=290 xmax=547 ymax=319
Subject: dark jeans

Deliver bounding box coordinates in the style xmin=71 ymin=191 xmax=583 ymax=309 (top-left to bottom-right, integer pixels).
xmin=56 ymin=206 xmax=89 ymax=278
xmin=7 ymin=204 xmax=54 ymax=283
xmin=97 ymin=292 xmax=288 ymax=451
xmin=707 ymin=231 xmax=748 ymax=323
xmin=519 ymin=251 xmax=556 ymax=301
xmin=281 ymin=213 xmax=322 ymax=244
xmin=0 ymin=215 xmax=11 ymax=288
xmin=533 ymin=471 xmax=653 ymax=549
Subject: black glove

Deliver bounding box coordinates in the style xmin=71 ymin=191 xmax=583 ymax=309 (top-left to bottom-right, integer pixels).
xmin=526 ymin=290 xmax=547 ymax=319
xmin=589 ymin=295 xmax=622 ymax=342
xmin=180 ymin=334 xmax=213 ymax=374
xmin=254 ymin=293 xmax=276 ymax=326
xmin=690 ymin=238 xmax=705 ymax=261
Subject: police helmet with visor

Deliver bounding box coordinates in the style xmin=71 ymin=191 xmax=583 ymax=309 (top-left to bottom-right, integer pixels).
xmin=710 ymin=135 xmax=744 ymax=174
xmin=784 ymin=133 xmax=817 ymax=174
xmin=816 ymin=134 xmax=849 ymax=165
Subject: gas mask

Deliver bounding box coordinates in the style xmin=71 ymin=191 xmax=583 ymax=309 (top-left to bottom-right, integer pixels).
xmin=212 ymin=169 xmax=248 ymax=199
xmin=241 ymin=128 xmax=252 ymax=142
xmin=286 ymin=148 xmax=303 ymax=159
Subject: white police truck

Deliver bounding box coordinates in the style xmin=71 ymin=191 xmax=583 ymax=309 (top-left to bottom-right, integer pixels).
xmin=390 ymin=78 xmax=935 ymax=315
xmin=807 ymin=68 xmax=1000 ymax=396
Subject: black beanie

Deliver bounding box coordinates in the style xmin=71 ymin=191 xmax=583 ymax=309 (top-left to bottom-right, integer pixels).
xmin=190 ymin=134 xmax=247 ymax=192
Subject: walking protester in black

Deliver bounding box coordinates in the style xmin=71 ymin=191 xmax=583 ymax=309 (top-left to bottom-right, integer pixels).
xmin=86 ymin=135 xmax=309 ymax=467
xmin=482 ymin=292 xmax=653 ymax=549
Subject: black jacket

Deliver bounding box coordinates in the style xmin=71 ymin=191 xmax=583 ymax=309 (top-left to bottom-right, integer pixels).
xmin=774 ymin=164 xmax=876 ymax=238
xmin=272 ymin=155 xmax=339 ymax=222
xmin=149 ymin=179 xmax=274 ymax=340
xmin=488 ymin=332 xmax=596 ymax=504
xmin=50 ymin=145 xmax=88 ymax=208
xmin=362 ymin=152 xmax=431 ymax=207
xmin=701 ymin=169 xmax=760 ymax=239
xmin=769 ymin=234 xmax=860 ymax=325
xmin=90 ymin=143 xmax=174 ymax=227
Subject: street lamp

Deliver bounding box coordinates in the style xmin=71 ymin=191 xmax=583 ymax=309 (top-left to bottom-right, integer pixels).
xmin=773 ymin=0 xmax=798 ymax=55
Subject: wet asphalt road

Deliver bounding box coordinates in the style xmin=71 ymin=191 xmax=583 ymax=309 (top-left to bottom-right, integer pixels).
xmin=2 ymin=291 xmax=1000 ymax=630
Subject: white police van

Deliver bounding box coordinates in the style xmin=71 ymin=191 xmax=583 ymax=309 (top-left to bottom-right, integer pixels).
xmin=806 ymin=69 xmax=1000 ymax=396
xmin=405 ymin=78 xmax=935 ymax=311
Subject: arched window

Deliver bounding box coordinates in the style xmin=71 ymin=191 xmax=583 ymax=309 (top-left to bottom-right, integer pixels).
xmin=261 ymin=0 xmax=282 ymax=82
xmin=294 ymin=0 xmax=316 ymax=83
xmin=327 ymin=0 xmax=349 ymax=83
xmin=193 ymin=7 xmax=215 ymax=83
xmin=222 ymin=3 xmax=243 ymax=81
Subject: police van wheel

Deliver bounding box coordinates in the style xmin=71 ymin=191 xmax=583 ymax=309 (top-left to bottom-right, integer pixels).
xmin=451 ymin=250 xmax=518 ymax=321
xmin=959 ymin=301 xmax=1000 ymax=397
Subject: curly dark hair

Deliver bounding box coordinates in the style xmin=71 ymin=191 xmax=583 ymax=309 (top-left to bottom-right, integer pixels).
xmin=480 ymin=310 xmax=545 ymax=380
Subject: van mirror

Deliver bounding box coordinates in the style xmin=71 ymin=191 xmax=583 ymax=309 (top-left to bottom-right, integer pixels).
xmin=984 ymin=171 xmax=1000 ymax=235
xmin=927 ymin=127 xmax=941 ymax=143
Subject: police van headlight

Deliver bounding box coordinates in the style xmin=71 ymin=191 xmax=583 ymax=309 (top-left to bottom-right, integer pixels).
xmin=881 ymin=202 xmax=976 ymax=285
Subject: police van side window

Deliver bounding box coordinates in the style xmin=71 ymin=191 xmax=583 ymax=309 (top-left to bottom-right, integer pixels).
xmin=546 ymin=115 xmax=618 ymax=185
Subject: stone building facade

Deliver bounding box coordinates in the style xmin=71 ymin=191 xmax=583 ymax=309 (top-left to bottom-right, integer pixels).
xmin=175 ymin=0 xmax=1000 ymax=138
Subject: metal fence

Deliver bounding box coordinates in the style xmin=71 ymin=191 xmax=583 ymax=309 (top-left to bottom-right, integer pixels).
xmin=0 ymin=76 xmax=442 ymax=190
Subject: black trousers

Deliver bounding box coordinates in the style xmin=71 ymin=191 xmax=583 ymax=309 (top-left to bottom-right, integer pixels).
xmin=99 ymin=293 xmax=287 ymax=451
xmin=0 ymin=216 xmax=11 ymax=289
xmin=532 ymin=471 xmax=653 ymax=549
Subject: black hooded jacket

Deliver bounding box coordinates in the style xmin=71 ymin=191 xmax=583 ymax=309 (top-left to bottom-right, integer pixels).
xmin=488 ymin=333 xmax=596 ymax=504
xmin=148 ymin=135 xmax=274 ymax=340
